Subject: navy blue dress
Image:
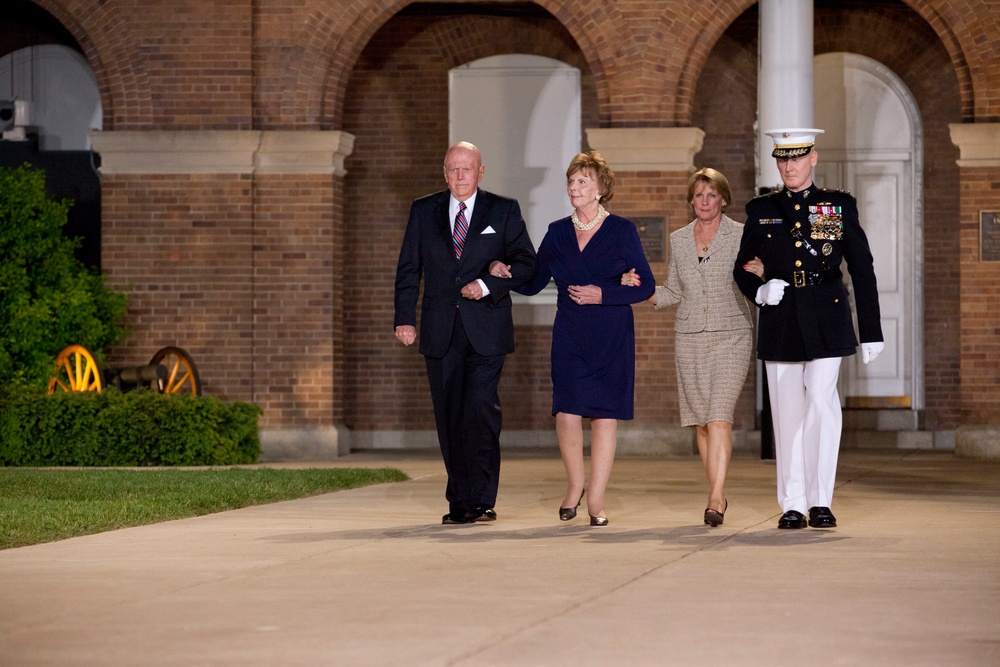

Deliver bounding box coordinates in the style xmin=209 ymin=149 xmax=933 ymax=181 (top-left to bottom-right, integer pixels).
xmin=519 ymin=214 xmax=655 ymax=419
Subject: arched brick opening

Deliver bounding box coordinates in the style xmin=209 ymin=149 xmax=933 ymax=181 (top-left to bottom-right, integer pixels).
xmin=33 ymin=0 xmax=154 ymax=128
xmin=338 ymin=5 xmax=598 ymax=434
xmin=692 ymin=2 xmax=963 ymax=431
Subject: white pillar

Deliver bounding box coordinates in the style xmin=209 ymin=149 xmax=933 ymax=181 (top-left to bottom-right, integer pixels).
xmin=758 ymin=0 xmax=815 ymax=190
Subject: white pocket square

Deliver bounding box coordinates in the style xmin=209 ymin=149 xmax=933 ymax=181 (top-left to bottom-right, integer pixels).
xmin=481 ymin=226 xmax=496 ymax=234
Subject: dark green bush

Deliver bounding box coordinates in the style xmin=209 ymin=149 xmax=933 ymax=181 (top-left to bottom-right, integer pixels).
xmin=0 ymin=165 xmax=127 ymax=391
xmin=0 ymin=390 xmax=262 ymax=466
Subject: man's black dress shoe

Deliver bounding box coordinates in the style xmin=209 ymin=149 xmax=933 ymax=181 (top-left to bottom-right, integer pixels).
xmin=441 ymin=512 xmax=472 ymax=525
xmin=777 ymin=510 xmax=808 ymax=529
xmin=471 ymin=506 xmax=497 ymax=522
xmin=808 ymin=506 xmax=837 ymax=528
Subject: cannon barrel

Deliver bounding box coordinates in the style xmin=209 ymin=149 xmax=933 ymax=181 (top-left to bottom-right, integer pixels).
xmin=49 ymin=345 xmax=200 ymax=395
xmin=114 ymin=364 xmax=167 ymax=384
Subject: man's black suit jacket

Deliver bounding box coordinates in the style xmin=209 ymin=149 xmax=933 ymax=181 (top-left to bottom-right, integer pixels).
xmin=394 ymin=188 xmax=537 ymax=358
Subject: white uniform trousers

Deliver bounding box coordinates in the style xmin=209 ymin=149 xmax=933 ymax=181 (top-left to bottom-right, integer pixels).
xmin=765 ymin=358 xmax=843 ymax=514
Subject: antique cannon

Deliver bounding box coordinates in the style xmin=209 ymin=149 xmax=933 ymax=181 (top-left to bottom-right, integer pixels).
xmin=47 ymin=345 xmax=202 ymax=396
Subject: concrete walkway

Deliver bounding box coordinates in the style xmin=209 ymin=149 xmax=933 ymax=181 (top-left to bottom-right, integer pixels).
xmin=2 ymin=449 xmax=998 ymax=666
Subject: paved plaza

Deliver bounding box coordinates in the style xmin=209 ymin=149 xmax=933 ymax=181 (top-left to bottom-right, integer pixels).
xmin=2 ymin=449 xmax=998 ymax=666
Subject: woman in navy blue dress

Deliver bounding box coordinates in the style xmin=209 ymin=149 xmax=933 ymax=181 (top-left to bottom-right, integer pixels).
xmin=493 ymin=152 xmax=654 ymax=525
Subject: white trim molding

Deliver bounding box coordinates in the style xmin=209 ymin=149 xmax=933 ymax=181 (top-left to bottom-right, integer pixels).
xmin=90 ymin=130 xmax=356 ymax=175
xmin=585 ymin=127 xmax=705 ymax=172
xmin=949 ymin=123 xmax=1000 ymax=168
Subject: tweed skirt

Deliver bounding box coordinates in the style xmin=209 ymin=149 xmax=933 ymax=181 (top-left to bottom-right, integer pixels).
xmin=674 ymin=329 xmax=753 ymax=426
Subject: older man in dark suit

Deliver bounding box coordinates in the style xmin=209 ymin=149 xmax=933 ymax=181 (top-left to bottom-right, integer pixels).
xmin=394 ymin=141 xmax=537 ymax=525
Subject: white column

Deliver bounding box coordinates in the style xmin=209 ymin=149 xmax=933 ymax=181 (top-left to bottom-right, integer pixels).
xmin=758 ymin=0 xmax=815 ymax=189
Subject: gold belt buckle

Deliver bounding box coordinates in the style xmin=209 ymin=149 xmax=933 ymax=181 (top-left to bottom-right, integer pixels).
xmin=792 ymin=270 xmax=806 ymax=288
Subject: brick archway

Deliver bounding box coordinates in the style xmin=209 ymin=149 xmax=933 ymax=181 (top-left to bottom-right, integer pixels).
xmin=33 ymin=0 xmax=154 ymax=129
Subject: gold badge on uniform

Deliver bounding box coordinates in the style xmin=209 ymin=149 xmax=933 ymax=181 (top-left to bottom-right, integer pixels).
xmin=808 ymin=205 xmax=843 ymax=240
xmin=822 ymin=242 xmax=833 ymax=256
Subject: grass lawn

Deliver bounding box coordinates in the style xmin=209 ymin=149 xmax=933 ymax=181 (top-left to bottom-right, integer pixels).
xmin=0 ymin=467 xmax=408 ymax=550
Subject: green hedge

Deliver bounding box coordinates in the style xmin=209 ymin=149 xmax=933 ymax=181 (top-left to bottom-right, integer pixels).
xmin=0 ymin=390 xmax=262 ymax=466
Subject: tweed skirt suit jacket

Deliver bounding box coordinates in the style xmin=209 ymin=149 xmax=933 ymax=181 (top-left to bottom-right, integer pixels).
xmin=654 ymin=215 xmax=754 ymax=426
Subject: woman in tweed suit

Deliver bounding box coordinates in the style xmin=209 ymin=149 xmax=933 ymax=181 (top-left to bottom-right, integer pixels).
xmin=626 ymin=168 xmax=757 ymax=526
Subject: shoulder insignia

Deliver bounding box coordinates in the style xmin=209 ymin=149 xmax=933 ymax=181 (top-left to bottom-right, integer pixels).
xmin=749 ymin=188 xmax=781 ymax=202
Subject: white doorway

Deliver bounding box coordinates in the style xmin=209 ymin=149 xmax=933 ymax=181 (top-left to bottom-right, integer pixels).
xmin=448 ymin=54 xmax=581 ymax=253
xmin=812 ymin=52 xmax=923 ymax=410
xmin=0 ymin=44 xmax=102 ymax=151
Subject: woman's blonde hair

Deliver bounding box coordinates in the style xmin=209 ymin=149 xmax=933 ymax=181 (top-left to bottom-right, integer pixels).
xmin=687 ymin=167 xmax=732 ymax=212
xmin=566 ymin=151 xmax=615 ymax=204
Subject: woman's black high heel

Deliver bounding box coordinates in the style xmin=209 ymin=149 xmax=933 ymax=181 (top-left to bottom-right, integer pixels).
xmin=704 ymin=499 xmax=728 ymax=527
xmin=559 ymin=491 xmax=585 ymax=521
xmin=589 ymin=513 xmax=609 ymax=526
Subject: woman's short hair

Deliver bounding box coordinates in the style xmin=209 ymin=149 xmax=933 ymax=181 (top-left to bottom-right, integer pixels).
xmin=566 ymin=151 xmax=615 ymax=204
xmin=687 ymin=167 xmax=732 ymax=211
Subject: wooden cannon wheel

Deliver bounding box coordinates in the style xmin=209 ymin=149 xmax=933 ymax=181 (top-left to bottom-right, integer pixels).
xmin=149 ymin=346 xmax=201 ymax=396
xmin=47 ymin=345 xmax=104 ymax=394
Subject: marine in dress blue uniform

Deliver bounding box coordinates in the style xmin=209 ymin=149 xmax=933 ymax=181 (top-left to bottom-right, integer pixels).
xmin=733 ymin=128 xmax=885 ymax=529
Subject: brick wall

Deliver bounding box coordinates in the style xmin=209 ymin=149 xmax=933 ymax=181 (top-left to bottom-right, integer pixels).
xmin=8 ymin=0 xmax=997 ymax=440
xmin=959 ymin=168 xmax=1000 ymax=423
xmin=102 ymin=174 xmax=255 ymax=400
xmin=251 ymin=173 xmax=340 ymax=427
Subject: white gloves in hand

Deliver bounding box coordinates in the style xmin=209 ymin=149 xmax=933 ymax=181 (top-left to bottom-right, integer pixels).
xmin=861 ymin=342 xmax=884 ymax=364
xmin=755 ymin=279 xmax=789 ymax=306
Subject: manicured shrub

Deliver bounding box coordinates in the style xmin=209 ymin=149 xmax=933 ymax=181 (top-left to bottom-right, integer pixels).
xmin=0 ymin=389 xmax=262 ymax=466
xmin=0 ymin=165 xmax=127 ymax=392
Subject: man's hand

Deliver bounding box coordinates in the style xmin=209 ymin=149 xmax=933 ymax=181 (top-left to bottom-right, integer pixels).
xmin=395 ymin=325 xmax=416 ymax=346
xmin=489 ymin=261 xmax=512 ymax=278
xmin=755 ymin=279 xmax=789 ymax=306
xmin=861 ymin=342 xmax=884 ymax=364
xmin=461 ymin=281 xmax=484 ymax=300
xmin=568 ymin=284 xmax=602 ymax=305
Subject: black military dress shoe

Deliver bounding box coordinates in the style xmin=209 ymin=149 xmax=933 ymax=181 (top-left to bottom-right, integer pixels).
xmin=778 ymin=510 xmax=808 ymax=529
xmin=808 ymin=506 xmax=837 ymax=528
xmin=471 ymin=506 xmax=497 ymax=522
xmin=441 ymin=512 xmax=472 ymax=525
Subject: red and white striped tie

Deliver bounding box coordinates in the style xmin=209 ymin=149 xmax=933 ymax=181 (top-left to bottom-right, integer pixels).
xmin=452 ymin=201 xmax=469 ymax=259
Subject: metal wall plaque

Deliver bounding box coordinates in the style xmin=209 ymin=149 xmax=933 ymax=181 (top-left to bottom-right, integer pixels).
xmin=981 ymin=211 xmax=1000 ymax=262
xmin=633 ymin=216 xmax=666 ymax=263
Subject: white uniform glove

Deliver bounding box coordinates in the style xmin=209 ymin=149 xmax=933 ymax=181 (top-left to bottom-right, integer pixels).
xmin=861 ymin=342 xmax=884 ymax=364
xmin=755 ymin=279 xmax=789 ymax=306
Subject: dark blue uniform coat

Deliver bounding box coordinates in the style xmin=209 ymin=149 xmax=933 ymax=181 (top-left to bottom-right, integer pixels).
xmin=733 ymin=185 xmax=883 ymax=362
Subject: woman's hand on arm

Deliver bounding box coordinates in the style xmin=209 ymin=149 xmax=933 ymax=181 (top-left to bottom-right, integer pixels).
xmin=568 ymin=284 xmax=602 ymax=305
xmin=489 ymin=260 xmax=512 ymax=279
xmin=620 ymin=269 xmax=657 ymax=304
xmin=620 ymin=268 xmax=640 ymax=286
xmin=742 ymin=256 xmax=765 ymax=281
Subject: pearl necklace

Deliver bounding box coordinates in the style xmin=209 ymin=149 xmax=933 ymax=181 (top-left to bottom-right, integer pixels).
xmin=572 ymin=204 xmax=607 ymax=231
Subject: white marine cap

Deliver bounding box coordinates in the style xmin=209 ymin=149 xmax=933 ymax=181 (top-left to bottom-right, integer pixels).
xmin=765 ymin=128 xmax=825 ymax=158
